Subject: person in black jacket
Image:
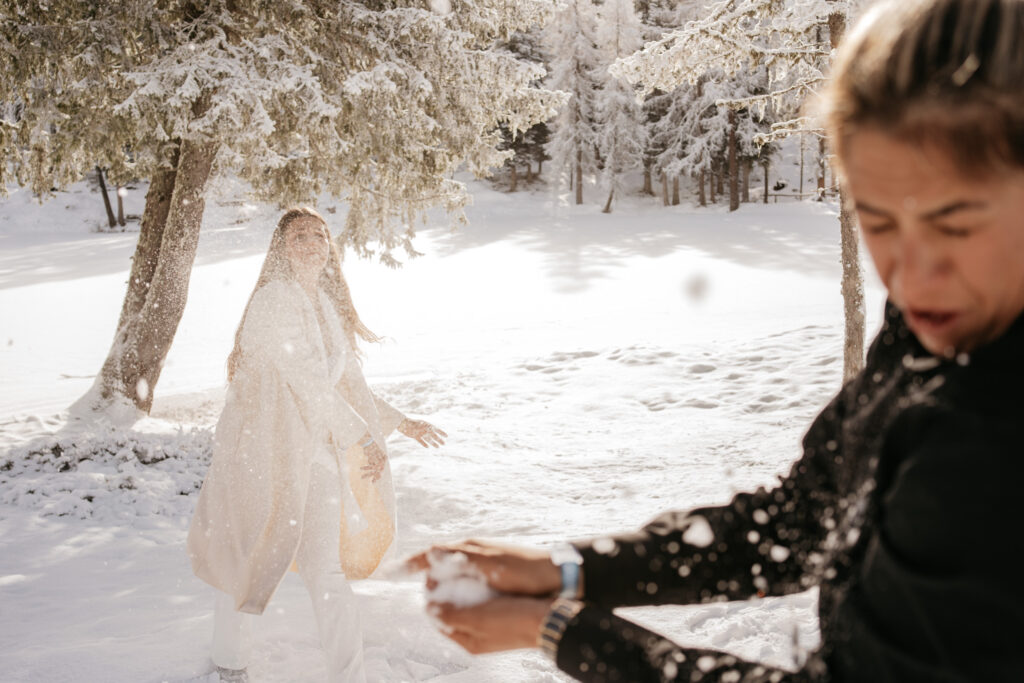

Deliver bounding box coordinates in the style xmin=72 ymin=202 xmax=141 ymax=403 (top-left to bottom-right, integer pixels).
xmin=410 ymin=0 xmax=1024 ymax=680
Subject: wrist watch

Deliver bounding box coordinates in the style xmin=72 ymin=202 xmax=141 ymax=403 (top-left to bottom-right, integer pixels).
xmin=550 ymin=543 xmax=583 ymax=599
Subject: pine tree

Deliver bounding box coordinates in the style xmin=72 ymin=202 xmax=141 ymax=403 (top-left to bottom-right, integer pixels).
xmin=544 ymin=0 xmax=602 ymax=205
xmin=594 ymin=0 xmax=646 ymax=213
xmin=496 ymin=28 xmax=552 ymax=190
xmin=613 ymin=0 xmax=866 ymax=379
xmin=1 ymin=0 xmax=563 ymax=416
xmin=637 ymin=0 xmax=687 ymax=200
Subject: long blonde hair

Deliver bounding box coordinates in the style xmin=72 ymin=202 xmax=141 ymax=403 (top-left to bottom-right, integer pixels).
xmin=227 ymin=207 xmax=380 ymax=381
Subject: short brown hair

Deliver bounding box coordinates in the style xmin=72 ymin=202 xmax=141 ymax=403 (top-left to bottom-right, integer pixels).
xmin=822 ymin=0 xmax=1024 ymax=175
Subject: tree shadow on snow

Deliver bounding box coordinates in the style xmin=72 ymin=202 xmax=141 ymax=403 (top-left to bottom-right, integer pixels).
xmin=424 ymin=190 xmax=847 ymax=293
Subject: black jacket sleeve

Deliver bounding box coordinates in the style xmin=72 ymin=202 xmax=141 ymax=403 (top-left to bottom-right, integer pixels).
xmin=570 ymin=390 xmax=850 ymax=609
xmin=554 ymin=604 xmax=817 ymax=683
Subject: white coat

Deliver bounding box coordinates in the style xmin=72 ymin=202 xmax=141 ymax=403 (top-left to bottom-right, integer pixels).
xmin=187 ymin=279 xmax=404 ymax=615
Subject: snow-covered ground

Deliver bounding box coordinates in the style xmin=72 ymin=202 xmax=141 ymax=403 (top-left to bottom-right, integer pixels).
xmin=0 ymin=178 xmax=885 ymax=682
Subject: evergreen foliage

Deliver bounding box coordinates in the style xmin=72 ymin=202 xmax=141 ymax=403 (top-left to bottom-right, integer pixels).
xmin=0 ymin=0 xmax=564 ymax=262
xmin=595 ymin=0 xmax=646 ymax=212
xmin=543 ymin=0 xmax=602 ymax=203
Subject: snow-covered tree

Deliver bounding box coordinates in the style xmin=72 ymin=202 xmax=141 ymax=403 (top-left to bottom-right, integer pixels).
xmin=612 ymin=0 xmax=867 ymax=379
xmin=637 ymin=0 xmax=687 ymax=200
xmin=1 ymin=0 xmax=563 ymax=416
xmin=496 ymin=28 xmax=552 ymax=191
xmin=544 ymin=0 xmax=602 ymax=205
xmin=594 ymin=0 xmax=646 ymax=213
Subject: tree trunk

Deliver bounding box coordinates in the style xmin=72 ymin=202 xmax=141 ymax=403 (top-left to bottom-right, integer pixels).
xmin=839 ymin=185 xmax=865 ymax=380
xmin=818 ymin=137 xmax=826 ymax=199
xmin=116 ymin=186 xmax=126 ymax=227
xmin=828 ymin=7 xmax=864 ymax=380
xmin=526 ymin=163 xmax=534 ymax=183
xmin=709 ymin=166 xmax=717 ymax=204
xmin=742 ymin=159 xmax=751 ymax=203
xmin=671 ymin=175 xmax=680 ymax=206
xmin=698 ymin=169 xmax=706 ymax=207
xmin=96 ymin=166 xmax=117 ymax=229
xmin=509 ymin=164 xmax=518 ymax=192
xmin=716 ymin=163 xmax=725 ymax=196
xmin=642 ymin=165 xmax=653 ymax=196
xmin=728 ymin=110 xmax=739 ymax=212
xmin=602 ymin=188 xmax=614 ymax=214
xmin=661 ymin=172 xmax=669 ymax=206
xmin=763 ymin=161 xmax=769 ymax=204
xmin=87 ymin=140 xmax=218 ymax=414
xmin=799 ymin=133 xmax=805 ymax=197
xmin=575 ymin=151 xmax=583 ymax=205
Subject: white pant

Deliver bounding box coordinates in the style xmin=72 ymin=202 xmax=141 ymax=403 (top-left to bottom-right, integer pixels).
xmin=211 ymin=461 xmax=367 ymax=682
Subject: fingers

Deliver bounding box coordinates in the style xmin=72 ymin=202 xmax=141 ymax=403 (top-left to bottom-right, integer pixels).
xmin=425 ymin=424 xmax=447 ymax=446
xmin=426 ymin=605 xmax=487 ymax=654
xmin=404 ymin=544 xmax=467 ymax=574
xmin=404 ymin=420 xmax=447 ymax=448
xmin=444 ymin=628 xmax=485 ymax=654
xmin=417 ymin=429 xmax=444 ymax=448
xmin=406 ymin=551 xmax=431 ymax=572
xmin=360 ymin=461 xmax=384 ymax=481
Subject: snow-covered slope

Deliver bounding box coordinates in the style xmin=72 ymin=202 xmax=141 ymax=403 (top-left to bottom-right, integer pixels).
xmin=0 ymin=180 xmax=885 ymax=682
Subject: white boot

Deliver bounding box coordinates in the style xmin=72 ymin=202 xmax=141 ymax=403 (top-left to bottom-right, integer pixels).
xmin=211 ymin=590 xmax=253 ymax=676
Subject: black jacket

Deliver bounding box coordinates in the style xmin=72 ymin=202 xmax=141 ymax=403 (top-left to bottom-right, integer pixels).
xmin=556 ymin=304 xmax=1024 ymax=682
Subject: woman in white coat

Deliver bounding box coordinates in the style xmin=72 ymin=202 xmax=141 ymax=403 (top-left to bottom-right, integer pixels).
xmin=187 ymin=207 xmax=446 ymax=682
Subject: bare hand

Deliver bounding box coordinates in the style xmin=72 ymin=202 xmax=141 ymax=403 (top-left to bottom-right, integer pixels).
xmin=398 ymin=418 xmax=447 ymax=448
xmin=361 ymin=441 xmax=386 ymax=482
xmin=407 ymin=539 xmax=560 ymax=596
xmin=430 ymin=595 xmax=553 ymax=654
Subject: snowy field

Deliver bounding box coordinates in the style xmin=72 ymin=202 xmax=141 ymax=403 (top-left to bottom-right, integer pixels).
xmin=0 ymin=178 xmax=885 ymax=682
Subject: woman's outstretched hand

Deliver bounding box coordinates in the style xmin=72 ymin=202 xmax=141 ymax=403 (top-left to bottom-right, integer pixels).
xmin=398 ymin=418 xmax=447 ymax=448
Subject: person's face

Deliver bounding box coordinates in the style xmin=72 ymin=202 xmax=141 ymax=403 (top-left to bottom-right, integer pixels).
xmin=843 ymin=128 xmax=1024 ymax=356
xmin=284 ymin=216 xmax=330 ymax=279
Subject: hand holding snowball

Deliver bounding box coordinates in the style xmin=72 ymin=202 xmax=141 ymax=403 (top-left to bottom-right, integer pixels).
xmin=407 ymin=540 xmax=563 ymax=653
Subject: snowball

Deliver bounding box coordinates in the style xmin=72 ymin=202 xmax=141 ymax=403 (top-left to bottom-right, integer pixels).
xmin=425 ymin=551 xmax=497 ymax=608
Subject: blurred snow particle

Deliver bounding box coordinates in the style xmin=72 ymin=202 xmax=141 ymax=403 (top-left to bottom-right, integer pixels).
xmin=135 ymin=378 xmax=149 ymax=401
xmin=697 ymin=655 xmax=717 ymax=672
xmin=429 ymin=0 xmax=451 ymax=14
xmin=592 ymin=537 xmax=617 ymax=555
xmin=683 ymin=272 xmax=709 ymax=303
xmin=682 ymin=516 xmax=713 ymax=548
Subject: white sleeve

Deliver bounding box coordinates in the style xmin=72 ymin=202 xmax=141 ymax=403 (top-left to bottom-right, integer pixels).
xmin=373 ymin=393 xmax=407 ymax=437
